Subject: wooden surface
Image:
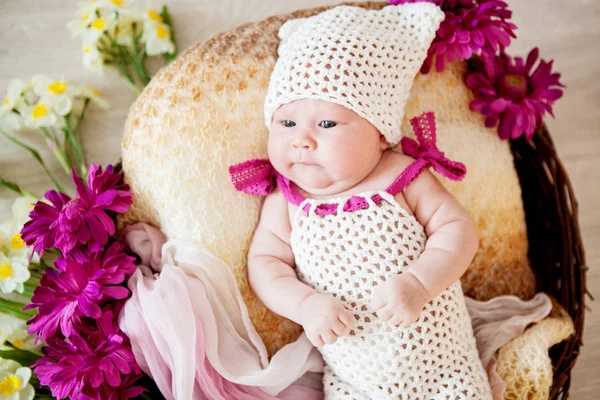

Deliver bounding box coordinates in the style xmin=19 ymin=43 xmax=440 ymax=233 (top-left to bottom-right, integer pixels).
xmin=0 ymin=0 xmax=598 ymax=397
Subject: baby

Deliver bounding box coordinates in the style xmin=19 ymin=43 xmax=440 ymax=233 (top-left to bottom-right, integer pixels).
xmin=233 ymin=4 xmax=493 ymax=400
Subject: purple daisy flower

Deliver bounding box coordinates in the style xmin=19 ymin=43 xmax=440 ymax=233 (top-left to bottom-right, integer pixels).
xmin=389 ymin=0 xmax=517 ymax=73
xmin=33 ymin=310 xmax=143 ymax=400
xmin=465 ymin=47 xmax=565 ymax=140
xmin=20 ymin=190 xmax=71 ymax=258
xmin=20 ymin=164 xmax=132 ymax=257
xmin=55 ymin=165 xmax=133 ymax=255
xmin=25 ymin=242 xmax=136 ymax=340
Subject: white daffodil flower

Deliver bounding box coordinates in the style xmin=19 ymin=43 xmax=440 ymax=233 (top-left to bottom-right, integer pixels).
xmin=31 ymin=75 xmax=77 ymax=117
xmin=81 ymin=43 xmax=108 ymax=74
xmin=0 ymin=80 xmax=27 ymax=117
xmin=0 ymin=196 xmax=39 ymax=263
xmin=0 ymin=112 xmax=22 ymax=133
xmin=78 ymin=84 xmax=109 ymax=109
xmin=66 ymin=1 xmax=99 ymax=38
xmin=0 ymin=252 xmax=30 ymax=295
xmin=0 ymin=313 xmax=23 ymax=347
xmin=17 ymin=101 xmax=58 ymax=129
xmin=83 ymin=13 xmax=117 ymax=44
xmin=114 ymin=10 xmax=144 ymax=49
xmin=142 ymin=9 xmax=175 ymax=56
xmin=0 ymin=358 xmax=35 ymax=400
xmin=0 ymin=314 xmax=40 ymax=354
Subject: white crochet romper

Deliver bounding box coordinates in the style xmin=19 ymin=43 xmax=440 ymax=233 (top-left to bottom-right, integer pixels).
xmin=289 ymin=176 xmax=493 ymax=399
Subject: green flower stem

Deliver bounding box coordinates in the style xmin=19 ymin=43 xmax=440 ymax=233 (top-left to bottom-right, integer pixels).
xmin=130 ymin=23 xmax=151 ymax=86
xmin=115 ymin=62 xmax=142 ymax=95
xmin=131 ymin=50 xmax=151 ymax=86
xmin=0 ymin=129 xmax=64 ymax=192
xmin=75 ymin=98 xmax=90 ymax=167
xmin=22 ymin=282 xmax=37 ymax=299
xmin=41 ymin=127 xmax=72 ymax=176
xmin=0 ymin=177 xmax=36 ymax=197
xmin=0 ymin=297 xmax=36 ymax=320
xmin=64 ymin=116 xmax=87 ymax=178
xmin=48 ymin=139 xmax=72 ymax=176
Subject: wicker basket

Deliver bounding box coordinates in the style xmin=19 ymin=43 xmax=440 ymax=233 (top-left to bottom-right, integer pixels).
xmin=510 ymin=125 xmax=590 ymax=399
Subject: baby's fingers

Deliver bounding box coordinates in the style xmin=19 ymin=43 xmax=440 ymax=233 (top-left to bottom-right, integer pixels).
xmin=309 ymin=333 xmax=324 ymax=347
xmin=331 ymin=317 xmax=349 ymax=337
xmin=388 ymin=312 xmax=405 ymax=327
xmin=376 ymin=303 xmax=396 ymax=321
xmin=335 ymin=307 xmax=354 ymax=329
xmin=321 ymin=330 xmax=337 ymax=345
xmin=368 ymin=288 xmax=387 ymax=311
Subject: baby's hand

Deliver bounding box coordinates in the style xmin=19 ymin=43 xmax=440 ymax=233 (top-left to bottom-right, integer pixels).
xmin=368 ymin=272 xmax=430 ymax=328
xmin=299 ymin=293 xmax=354 ymax=347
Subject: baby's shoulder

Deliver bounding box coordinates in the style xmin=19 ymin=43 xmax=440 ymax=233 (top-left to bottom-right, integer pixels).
xmin=375 ymin=150 xmax=416 ymax=182
xmin=257 ymin=188 xmax=293 ymax=239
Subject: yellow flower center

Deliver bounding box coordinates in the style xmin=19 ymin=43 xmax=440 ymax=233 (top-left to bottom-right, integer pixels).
xmin=48 ymin=81 xmax=67 ymax=94
xmin=148 ymin=10 xmax=163 ymax=22
xmin=156 ymin=25 xmax=168 ymax=39
xmin=0 ymin=374 xmax=21 ymax=395
xmin=93 ymin=89 xmax=101 ymax=97
xmin=91 ymin=18 xmax=105 ymax=30
xmin=84 ymin=46 xmax=91 ymax=54
xmin=2 ymin=98 xmax=9 ymax=106
xmin=10 ymin=233 xmax=25 ymax=250
xmin=11 ymin=339 xmax=24 ymax=349
xmin=111 ymin=0 xmax=123 ymax=5
xmin=0 ymin=263 xmax=13 ymax=280
xmin=82 ymin=13 xmax=89 ymax=21
xmin=32 ymin=103 xmax=47 ymax=119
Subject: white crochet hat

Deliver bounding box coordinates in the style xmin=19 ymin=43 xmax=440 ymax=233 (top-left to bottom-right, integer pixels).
xmin=264 ymin=4 xmax=444 ymax=146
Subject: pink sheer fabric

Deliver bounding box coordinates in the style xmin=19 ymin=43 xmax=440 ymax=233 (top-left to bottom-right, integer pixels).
xmin=228 ymin=112 xmax=467 ymax=216
xmin=118 ymin=223 xmax=324 ymax=400
xmin=118 ymin=223 xmax=553 ymax=400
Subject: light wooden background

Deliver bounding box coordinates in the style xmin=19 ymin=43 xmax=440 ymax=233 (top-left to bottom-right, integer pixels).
xmin=0 ymin=0 xmax=598 ymax=398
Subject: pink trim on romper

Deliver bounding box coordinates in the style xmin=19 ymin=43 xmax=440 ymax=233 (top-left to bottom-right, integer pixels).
xmin=229 ymin=112 xmax=467 ymax=215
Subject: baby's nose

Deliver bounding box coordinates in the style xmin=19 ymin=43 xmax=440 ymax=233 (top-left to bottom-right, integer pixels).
xmin=292 ymin=135 xmax=317 ymax=150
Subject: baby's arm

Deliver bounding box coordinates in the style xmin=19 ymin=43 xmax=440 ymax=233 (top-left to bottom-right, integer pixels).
xmin=248 ymin=189 xmax=353 ymax=346
xmin=402 ymin=168 xmax=479 ymax=300
xmin=370 ymin=157 xmax=478 ymax=327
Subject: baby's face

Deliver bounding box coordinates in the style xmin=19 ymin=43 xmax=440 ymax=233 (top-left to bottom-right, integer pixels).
xmin=268 ymin=98 xmax=387 ymax=196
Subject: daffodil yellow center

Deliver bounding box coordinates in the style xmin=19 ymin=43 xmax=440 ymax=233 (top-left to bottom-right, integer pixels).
xmin=32 ymin=103 xmax=47 ymax=119
xmin=156 ymin=25 xmax=168 ymax=39
xmin=93 ymin=89 xmax=101 ymax=97
xmin=0 ymin=374 xmax=21 ymax=395
xmin=11 ymin=339 xmax=24 ymax=349
xmin=0 ymin=263 xmax=13 ymax=280
xmin=84 ymin=47 xmax=91 ymax=54
xmin=148 ymin=10 xmax=163 ymax=22
xmin=10 ymin=233 xmax=25 ymax=250
xmin=111 ymin=0 xmax=123 ymax=5
xmin=82 ymin=13 xmax=89 ymax=21
xmin=48 ymin=81 xmax=67 ymax=94
xmin=2 ymin=98 xmax=9 ymax=106
xmin=91 ymin=18 xmax=105 ymax=30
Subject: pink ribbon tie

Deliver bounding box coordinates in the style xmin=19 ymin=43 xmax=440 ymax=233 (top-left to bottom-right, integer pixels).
xmin=400 ymin=112 xmax=467 ymax=182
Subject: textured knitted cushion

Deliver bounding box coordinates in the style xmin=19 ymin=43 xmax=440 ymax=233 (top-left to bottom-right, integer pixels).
xmin=264 ymin=3 xmax=444 ymax=146
xmin=117 ymin=1 xmax=571 ymax=398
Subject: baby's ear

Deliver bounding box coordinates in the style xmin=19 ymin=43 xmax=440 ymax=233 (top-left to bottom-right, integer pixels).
xmin=380 ymin=134 xmax=389 ymax=151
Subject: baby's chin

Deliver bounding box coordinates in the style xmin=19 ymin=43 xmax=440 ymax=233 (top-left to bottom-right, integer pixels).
xmin=288 ymin=167 xmax=353 ymax=197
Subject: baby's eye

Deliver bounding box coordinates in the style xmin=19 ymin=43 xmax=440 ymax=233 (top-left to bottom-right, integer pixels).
xmin=282 ymin=120 xmax=296 ymax=127
xmin=319 ymin=120 xmax=337 ymax=129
